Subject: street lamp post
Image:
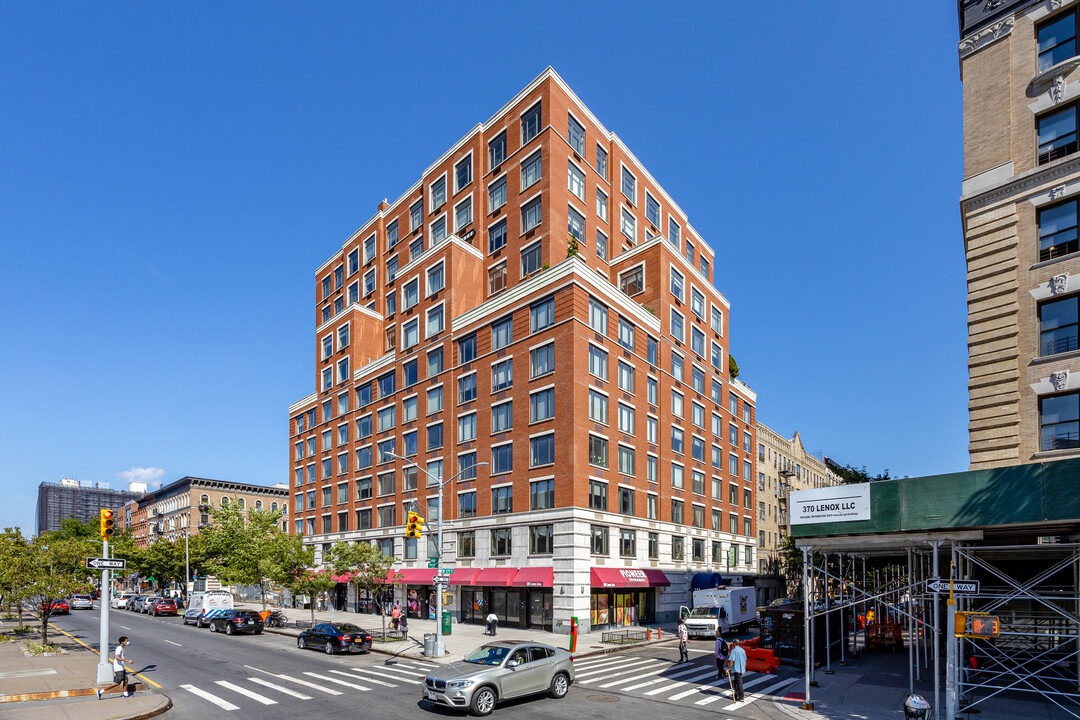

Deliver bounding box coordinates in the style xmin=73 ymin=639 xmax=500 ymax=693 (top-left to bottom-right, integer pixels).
xmin=383 ymin=451 xmax=487 ymax=658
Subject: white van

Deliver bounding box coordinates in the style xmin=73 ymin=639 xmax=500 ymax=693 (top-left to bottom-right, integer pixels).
xmin=112 ymin=592 xmax=137 ymax=610
xmin=182 ymin=590 xmax=234 ymax=628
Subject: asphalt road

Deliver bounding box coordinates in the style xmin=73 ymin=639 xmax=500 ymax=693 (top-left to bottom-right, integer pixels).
xmin=51 ymin=606 xmax=788 ymax=720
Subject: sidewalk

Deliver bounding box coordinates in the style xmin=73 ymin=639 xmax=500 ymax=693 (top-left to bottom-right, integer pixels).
xmin=236 ymin=602 xmax=675 ymax=663
xmin=767 ymin=649 xmax=1074 ymax=720
xmin=0 ymin=613 xmax=170 ymax=720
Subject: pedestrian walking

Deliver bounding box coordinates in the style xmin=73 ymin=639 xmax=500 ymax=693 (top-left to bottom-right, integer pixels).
xmin=486 ymin=611 xmax=498 ymax=636
xmin=714 ymin=630 xmax=729 ymax=679
xmin=399 ymin=612 xmax=409 ymax=636
xmin=391 ymin=602 xmax=401 ymax=630
xmin=727 ymin=638 xmax=747 ymax=702
xmin=677 ymin=618 xmax=689 ymax=663
xmin=96 ymin=636 xmax=133 ymax=699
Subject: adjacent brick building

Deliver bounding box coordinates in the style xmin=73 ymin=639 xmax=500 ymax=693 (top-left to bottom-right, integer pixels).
xmin=960 ymin=0 xmax=1080 ymax=467
xmin=288 ymin=68 xmax=758 ymax=633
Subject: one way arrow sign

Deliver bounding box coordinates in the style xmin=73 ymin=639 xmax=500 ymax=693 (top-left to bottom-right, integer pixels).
xmin=86 ymin=557 xmax=126 ymax=570
xmin=926 ymin=578 xmax=979 ymax=594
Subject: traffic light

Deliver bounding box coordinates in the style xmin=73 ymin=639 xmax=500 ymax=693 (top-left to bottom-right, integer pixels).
xmin=406 ymin=511 xmax=424 ymax=539
xmin=100 ymin=509 xmax=115 ymax=539
xmin=955 ymin=611 xmax=1000 ymax=638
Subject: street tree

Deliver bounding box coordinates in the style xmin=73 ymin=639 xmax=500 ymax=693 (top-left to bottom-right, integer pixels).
xmin=20 ymin=533 xmax=92 ymax=643
xmin=200 ymin=500 xmax=287 ymax=609
xmin=325 ymin=540 xmax=401 ymax=636
xmin=287 ymin=569 xmax=338 ymax=628
xmin=0 ymin=528 xmax=29 ymax=615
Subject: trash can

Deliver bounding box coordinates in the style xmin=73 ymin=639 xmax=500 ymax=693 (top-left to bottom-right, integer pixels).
xmin=442 ymin=610 xmax=452 ymax=636
xmin=903 ymin=694 xmax=931 ymax=720
xmin=424 ymin=633 xmax=437 ymax=656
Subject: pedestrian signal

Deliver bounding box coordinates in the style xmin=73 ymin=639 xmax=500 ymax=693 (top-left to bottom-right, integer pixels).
xmin=406 ymin=511 xmax=424 ymax=539
xmin=955 ymin=611 xmax=1000 ymax=638
xmin=100 ymin=509 xmax=115 ymax=539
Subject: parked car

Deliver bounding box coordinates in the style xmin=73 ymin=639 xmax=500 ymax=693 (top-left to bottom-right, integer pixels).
xmin=422 ymin=641 xmax=574 ymax=716
xmin=148 ymin=598 xmax=178 ymax=617
xmin=70 ymin=595 xmax=94 ymax=610
xmin=297 ymin=623 xmax=373 ymax=655
xmin=44 ymin=599 xmax=70 ymax=615
xmin=127 ymin=595 xmax=146 ymax=611
xmin=208 ymin=610 xmax=264 ymax=635
xmin=112 ymin=592 xmax=137 ymax=610
xmin=138 ymin=596 xmax=160 ymax=614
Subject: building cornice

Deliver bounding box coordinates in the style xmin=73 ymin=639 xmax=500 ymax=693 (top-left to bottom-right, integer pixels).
xmin=289 ymin=392 xmax=318 ymax=415
xmin=612 ymin=235 xmax=730 ymax=309
xmin=961 ymin=154 xmax=1080 ymax=211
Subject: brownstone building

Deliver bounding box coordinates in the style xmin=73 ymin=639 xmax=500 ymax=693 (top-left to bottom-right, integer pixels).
xmin=289 ymin=68 xmax=758 ymax=632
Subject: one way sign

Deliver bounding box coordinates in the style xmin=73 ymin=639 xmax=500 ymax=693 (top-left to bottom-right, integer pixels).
xmin=926 ymin=578 xmax=979 ymax=594
xmin=86 ymin=557 xmax=126 ymax=571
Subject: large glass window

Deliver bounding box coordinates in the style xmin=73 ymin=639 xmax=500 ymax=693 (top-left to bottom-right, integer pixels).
xmin=522 ymin=197 xmax=543 ymax=232
xmin=1039 ymin=105 xmax=1078 ymax=166
xmin=531 ymin=297 xmax=554 ymax=333
xmin=492 ymin=485 xmax=513 ymax=514
xmin=489 ymin=262 xmax=507 ymax=295
xmin=568 ymin=115 xmax=586 ymax=154
xmin=521 ymin=152 xmax=542 ymax=189
xmin=568 ymin=163 xmax=586 ymax=201
xmin=1039 ymin=200 xmax=1079 ymax=261
xmin=489 ymin=131 xmax=507 ymax=169
xmin=489 ymin=219 xmax=508 ymax=254
xmin=531 ymin=434 xmax=555 ymax=467
xmin=521 ymin=241 xmax=542 ymax=276
xmin=1041 ymin=295 xmax=1079 ymax=356
xmin=521 ymin=102 xmax=542 ymax=144
xmin=589 ymin=480 xmax=607 ymax=510
xmin=1039 ymin=11 xmax=1077 ymax=72
xmin=531 ymin=343 xmax=554 ymax=378
xmin=492 ymin=400 xmax=513 ymax=432
xmin=530 ymin=525 xmax=554 ymax=554
xmin=492 ymin=443 xmax=513 ymax=474
xmin=531 ymin=478 xmax=554 ymax=509
xmin=1041 ymin=391 xmax=1080 ymax=450
xmin=530 ymin=388 xmax=554 ymax=422
xmin=620 ymin=266 xmax=644 ymax=296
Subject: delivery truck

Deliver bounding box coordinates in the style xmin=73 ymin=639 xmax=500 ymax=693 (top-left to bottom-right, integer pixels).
xmin=680 ymin=586 xmax=757 ymax=638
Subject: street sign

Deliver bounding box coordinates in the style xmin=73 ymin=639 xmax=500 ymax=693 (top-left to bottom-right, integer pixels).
xmin=433 ymin=575 xmax=450 ymax=586
xmin=86 ymin=558 xmax=126 ymax=571
xmin=438 ymin=568 xmax=454 ymax=575
xmin=926 ymin=579 xmax=979 ymax=594
xmin=427 ymin=558 xmax=439 ymax=568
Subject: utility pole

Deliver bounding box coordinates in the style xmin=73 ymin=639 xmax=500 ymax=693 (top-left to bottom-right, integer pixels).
xmin=96 ymin=539 xmax=112 ymax=683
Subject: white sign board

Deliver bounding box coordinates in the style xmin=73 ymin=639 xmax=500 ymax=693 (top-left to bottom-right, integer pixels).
xmin=790 ymin=484 xmax=871 ymax=525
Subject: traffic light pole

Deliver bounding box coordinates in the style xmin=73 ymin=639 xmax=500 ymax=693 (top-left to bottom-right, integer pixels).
xmin=96 ymin=540 xmax=111 ymax=684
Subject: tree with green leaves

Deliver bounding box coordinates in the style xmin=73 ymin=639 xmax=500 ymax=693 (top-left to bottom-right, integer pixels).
xmin=287 ymin=569 xmax=338 ymax=628
xmin=20 ymin=533 xmax=93 ymax=643
xmin=729 ymin=354 xmax=740 ymax=379
xmin=0 ymin=527 xmax=28 ymax=615
xmin=325 ymin=540 xmax=401 ymax=635
xmin=200 ymin=500 xmax=287 ymax=609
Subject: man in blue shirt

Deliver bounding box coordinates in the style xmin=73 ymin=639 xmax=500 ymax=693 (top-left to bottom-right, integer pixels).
xmin=727 ymin=638 xmax=747 ymax=702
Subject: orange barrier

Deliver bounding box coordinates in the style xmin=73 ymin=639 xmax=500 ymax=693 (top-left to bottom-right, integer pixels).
xmin=742 ymin=636 xmax=761 ymax=649
xmin=745 ymin=647 xmax=780 ymax=674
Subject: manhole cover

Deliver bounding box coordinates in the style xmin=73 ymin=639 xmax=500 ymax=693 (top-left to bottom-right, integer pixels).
xmin=587 ymin=695 xmax=621 ymax=703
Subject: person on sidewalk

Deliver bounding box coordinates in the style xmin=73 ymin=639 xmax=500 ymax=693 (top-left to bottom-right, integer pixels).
xmin=391 ymin=602 xmax=401 ymax=630
xmin=714 ymin=630 xmax=728 ymax=679
xmin=399 ymin=612 xmax=409 ymax=636
xmin=485 ymin=611 xmax=498 ymax=636
xmin=96 ymin=636 xmax=134 ymax=699
xmin=727 ymin=638 xmax=747 ymax=702
xmin=677 ymin=618 xmax=689 ymax=663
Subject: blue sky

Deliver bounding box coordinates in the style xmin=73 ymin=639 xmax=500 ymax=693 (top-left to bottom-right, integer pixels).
xmin=0 ymin=1 xmax=965 ymax=533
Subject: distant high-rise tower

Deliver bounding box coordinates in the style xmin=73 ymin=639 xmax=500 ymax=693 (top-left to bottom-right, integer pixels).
xmin=35 ymin=479 xmax=142 ymax=535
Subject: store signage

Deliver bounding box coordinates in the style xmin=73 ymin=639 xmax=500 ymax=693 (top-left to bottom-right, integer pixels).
xmin=790 ymin=484 xmax=871 ymax=525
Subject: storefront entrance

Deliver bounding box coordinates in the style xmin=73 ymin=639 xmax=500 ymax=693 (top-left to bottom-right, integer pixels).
xmin=406 ymin=585 xmax=435 ymax=620
xmin=590 ymin=590 xmax=652 ymax=629
xmin=459 ymin=586 xmax=553 ymax=631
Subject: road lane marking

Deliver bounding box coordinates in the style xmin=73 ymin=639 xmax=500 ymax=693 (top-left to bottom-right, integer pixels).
xmin=607 ymin=662 xmax=707 ymax=690
xmin=248 ymin=677 xmax=313 ymax=699
xmin=721 ymin=678 xmax=795 ymax=710
xmin=362 ymin=666 xmax=423 ymax=681
xmin=164 ymin=640 xmax=182 ymax=646
xmin=349 ymin=667 xmax=423 ymax=684
xmin=46 ymin=622 xmax=161 ymax=689
xmin=329 ymin=669 xmax=396 ymax=687
xmin=584 ymin=660 xmax=667 ymax=684
xmin=389 ymin=662 xmax=435 ymax=671
xmin=181 ymin=684 xmax=239 ymax=711
xmin=597 ymin=665 xmax=669 ymax=688
xmin=642 ymin=668 xmax=718 ymax=695
xmin=571 ymin=656 xmax=628 ymax=671
xmin=302 ymin=671 xmax=370 ymax=691
xmin=694 ymin=675 xmax=777 ymax=705
xmin=244 ymin=665 xmax=342 ymax=695
xmin=216 ymin=680 xmax=277 ymax=705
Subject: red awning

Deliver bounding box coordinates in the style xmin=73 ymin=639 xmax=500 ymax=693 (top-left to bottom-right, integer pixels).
xmin=448 ymin=568 xmax=482 ymax=586
xmin=591 ymin=567 xmax=670 ymax=588
xmin=475 ymin=567 xmax=518 ymax=586
xmin=393 ymin=568 xmax=437 ymax=585
xmin=332 ymin=574 xmax=353 ymax=583
xmin=512 ymin=567 xmax=553 ymax=588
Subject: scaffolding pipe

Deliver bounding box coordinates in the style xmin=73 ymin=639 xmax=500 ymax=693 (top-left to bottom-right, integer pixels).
xmin=802 ymin=546 xmax=813 ymax=710
xmin=825 ymin=553 xmax=833 ymax=674
xmin=908 ymin=546 xmax=914 ymax=696
xmin=932 ymin=540 xmax=941 ymax=720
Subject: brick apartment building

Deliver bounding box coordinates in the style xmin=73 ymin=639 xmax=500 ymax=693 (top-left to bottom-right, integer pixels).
xmin=288 ymin=68 xmax=758 ymax=633
xmin=960 ymin=0 xmax=1080 ymax=468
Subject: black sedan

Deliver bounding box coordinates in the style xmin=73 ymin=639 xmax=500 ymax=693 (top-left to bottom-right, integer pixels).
xmin=208 ymin=610 xmax=264 ymax=635
xmin=297 ymin=623 xmax=373 ymax=655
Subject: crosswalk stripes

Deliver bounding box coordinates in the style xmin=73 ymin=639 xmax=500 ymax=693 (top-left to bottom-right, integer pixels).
xmin=574 ymin=657 xmax=658 ymax=680
xmin=604 ymin=662 xmax=708 ymax=691
xmin=330 ymin=669 xmax=397 ymax=687
xmin=181 ymin=684 xmax=240 ymax=711
xmin=302 ymin=671 xmax=371 ymax=691
xmin=721 ymin=677 xmax=795 ymax=711
xmin=572 ymin=656 xmax=626 ymax=671
xmin=243 ymin=665 xmax=344 ymax=695
xmin=693 ymin=672 xmax=773 ymax=705
xmin=366 ymin=664 xmax=426 ymax=679
xmin=247 ymin=677 xmax=314 ymax=700
xmin=642 ymin=667 xmax=719 ymax=695
xmin=348 ymin=667 xmax=422 ymax=684
xmin=214 ymin=681 xmax=277 ymax=705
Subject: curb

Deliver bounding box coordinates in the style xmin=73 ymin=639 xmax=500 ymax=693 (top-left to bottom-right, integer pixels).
xmin=0 ymin=683 xmax=148 ymax=704
xmin=117 ymin=694 xmax=172 ymax=720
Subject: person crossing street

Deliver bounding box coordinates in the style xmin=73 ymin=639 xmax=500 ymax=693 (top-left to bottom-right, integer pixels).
xmin=727 ymin=638 xmax=747 ymax=702
xmin=677 ymin=618 xmax=689 ymax=662
xmin=96 ymin=636 xmax=133 ymax=699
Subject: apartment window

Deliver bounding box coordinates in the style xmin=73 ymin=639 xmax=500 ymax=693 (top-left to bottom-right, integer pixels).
xmin=647 ymin=415 xmax=658 ymax=444
xmin=531 ymin=343 xmax=554 ymax=378
xmin=589 ymin=389 xmax=608 ymax=424
xmin=489 ymin=219 xmax=507 ymax=254
xmin=591 ymin=525 xmax=609 ymax=555
xmin=692 ymin=366 xmax=705 ymax=393
xmin=711 ymin=380 xmax=723 ymax=405
xmin=672 ymin=427 xmax=684 ymax=455
xmin=568 ymin=205 xmax=585 ymax=242
xmin=402 ymin=318 xmax=419 ymax=349
xmin=530 ymin=434 xmax=555 ymax=467
xmin=589 ymin=480 xmax=607 ymax=510
xmin=596 ymin=144 xmax=608 ymax=178
xmin=619 ymin=265 xmax=644 ymax=296
xmin=692 ymin=436 xmax=705 ymax=462
xmin=385 ymin=219 xmax=398 ymax=249
xmin=670 ymin=309 xmax=684 ymax=343
xmin=403 ymin=429 xmax=418 ymax=456
xmin=492 ymin=485 xmax=513 ymax=514
xmin=617 ymin=403 xmax=635 ymax=434
xmin=521 ymin=152 xmax=542 ymax=189
xmin=646 ymin=493 xmax=658 ymax=520
xmin=568 ymin=163 xmax=587 ymax=203
xmin=685 ymin=240 xmax=695 ymax=265
xmin=530 ymin=387 xmax=554 ymax=422
xmin=671 ymin=351 xmax=684 ymax=381
xmin=692 ymin=402 xmax=705 ymax=429
xmin=647 ymin=376 xmax=658 ymax=405
xmin=492 ymin=401 xmax=513 ymax=432
xmin=377 ymin=405 xmax=396 ymax=433
xmin=588 ymin=345 xmax=608 ymax=380
xmin=459 ymin=452 xmax=477 ymax=480
xmin=528 ymin=297 xmax=555 ymax=333
xmin=621 ymin=166 xmax=636 ymax=202
xmin=744 ymin=517 xmax=752 ymax=537
xmin=521 ymin=241 xmax=542 ymax=276
xmin=530 ymin=478 xmax=555 ymax=510
xmin=357 ymin=446 xmax=372 ymax=470
xmin=620 ymin=207 xmax=636 ymax=240
xmin=427 ymin=422 xmax=443 ymax=450
xmin=617 ymin=361 xmax=634 ymax=393
xmin=618 ymin=445 xmax=635 ymax=475
xmin=425 ymin=262 xmax=445 ymax=295
xmin=385 ymin=289 xmax=396 ymax=316
xmin=489 ymin=130 xmax=507 ymax=168
xmin=1039 ymin=200 xmax=1079 ymax=261
xmin=589 ymin=299 xmax=608 ymax=334
xmin=1042 ymin=391 xmax=1080 ymax=450
xmin=459 ymin=334 xmax=476 ymax=364
xmin=427 ymin=305 xmax=444 ymax=336
xmin=458 ymin=491 xmax=477 ymax=519
xmin=567 ymin=114 xmax=586 ymax=154
xmin=743 ymin=403 xmax=752 ymax=424
xmin=1039 ymin=105 xmax=1078 ymax=166
xmin=729 ymin=394 xmax=739 ymax=416
xmin=522 ymin=196 xmax=543 ymax=233
xmin=404 ymin=361 xmax=419 ymax=390
xmin=530 ymin=525 xmax=553 ymax=555
xmin=454 ymin=197 xmax=472 ymax=231
xmin=692 ymin=470 xmax=706 ymax=497
xmin=488 ymin=358 xmax=512 ymax=393
xmin=701 ymin=255 xmax=710 ymax=278
xmin=430 ymin=176 xmax=446 ymax=211
xmin=671 ymin=499 xmax=684 ymax=525
xmin=490 ymin=317 xmax=512 ymax=351
xmin=1040 ymin=11 xmax=1077 ymax=72
xmin=427 ymin=348 xmax=443 ymax=378
xmin=671 ymin=462 xmax=684 ymax=489
xmin=455 ymin=155 xmax=472 ymax=192
xmin=670 ymin=268 xmax=684 ymax=301
xmin=491 ymin=528 xmax=512 ymax=556
xmin=431 ymin=216 xmax=447 ymax=246
xmin=589 ymin=435 xmax=608 ymax=467
xmin=427 ymin=386 xmax=443 ymax=414
xmin=596 ymin=188 xmax=608 ymax=221
xmin=521 ymin=102 xmax=541 ymax=144
xmin=596 ymin=229 xmax=608 ymax=261
xmin=458 ymin=413 xmax=477 ymax=442
xmin=321 ymin=275 xmax=331 ymax=299
xmin=488 ymin=176 xmax=507 ymax=213
xmin=692 ymin=538 xmax=705 ymax=562
xmin=645 ymin=193 xmax=660 ymax=227
xmin=377 ymin=503 xmax=396 ymax=528
xmin=492 ymin=443 xmax=513 ymax=474
xmin=488 ymin=262 xmax=507 ymax=295
xmin=1041 ymin=296 xmax=1080 ymax=356
xmin=647 ymin=455 xmax=658 ymax=484
xmin=409 ymin=237 xmax=423 ymax=261
xmin=408 ymin=198 xmax=423 ymax=230
xmin=459 ymin=373 xmax=477 ymax=404
xmin=618 ymin=318 xmax=634 ymax=350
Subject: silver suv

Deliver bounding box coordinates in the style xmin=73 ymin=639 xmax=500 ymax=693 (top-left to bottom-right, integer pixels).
xmin=422 ymin=641 xmax=574 ymax=716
